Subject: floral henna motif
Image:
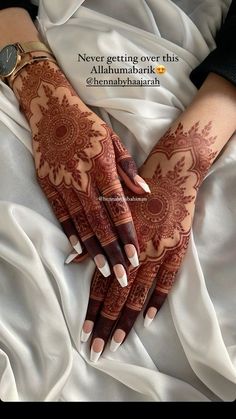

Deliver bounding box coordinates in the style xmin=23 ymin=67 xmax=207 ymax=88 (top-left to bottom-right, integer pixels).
xmin=149 ymin=121 xmax=218 ymax=188
xmin=130 ymin=157 xmax=194 ymax=259
xmin=85 ymin=121 xmax=219 ymax=337
xmin=17 ymin=61 xmax=73 ymax=120
xmin=33 ymin=84 xmax=103 ymax=186
xmin=14 ymin=60 xmax=139 ymax=262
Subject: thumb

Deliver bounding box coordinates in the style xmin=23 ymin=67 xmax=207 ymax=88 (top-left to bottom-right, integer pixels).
xmin=111 ymin=132 xmax=151 ymax=194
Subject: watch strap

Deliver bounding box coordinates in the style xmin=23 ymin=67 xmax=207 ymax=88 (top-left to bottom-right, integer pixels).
xmin=16 ymin=41 xmax=52 ymax=55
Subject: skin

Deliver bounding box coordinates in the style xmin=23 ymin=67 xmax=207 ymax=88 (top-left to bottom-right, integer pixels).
xmin=0 ymin=8 xmax=150 ymax=286
xmin=82 ymin=72 xmax=236 ymax=359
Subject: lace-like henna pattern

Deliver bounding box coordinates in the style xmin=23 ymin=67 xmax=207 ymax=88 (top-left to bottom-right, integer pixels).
xmin=86 ymin=121 xmax=219 ymax=333
xmin=17 ymin=61 xmax=74 ymax=120
xmin=129 ymin=157 xmax=193 ymax=259
xmin=15 ymin=61 xmax=137 ymax=255
xmin=149 ymin=121 xmax=218 ymax=188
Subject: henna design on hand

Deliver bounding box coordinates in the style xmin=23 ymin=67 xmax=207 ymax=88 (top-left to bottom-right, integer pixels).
xmin=14 ymin=61 xmax=142 ymax=274
xmin=84 ymin=121 xmax=219 ymax=350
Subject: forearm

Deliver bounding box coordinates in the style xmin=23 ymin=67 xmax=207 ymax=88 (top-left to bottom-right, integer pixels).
xmin=142 ymin=73 xmax=236 ymax=190
xmin=0 ymin=8 xmax=96 ymax=128
xmin=175 ymin=72 xmax=236 ymax=154
xmin=0 ymin=8 xmax=40 ymax=48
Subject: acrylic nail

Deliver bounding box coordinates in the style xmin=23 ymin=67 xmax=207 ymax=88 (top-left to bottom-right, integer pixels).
xmin=90 ymin=338 xmax=104 ymax=362
xmin=80 ymin=320 xmax=94 ymax=343
xmin=69 ymin=235 xmax=83 ymax=254
xmin=134 ymin=175 xmax=151 ymax=193
xmin=110 ymin=329 xmax=126 ymax=352
xmin=81 ymin=329 xmax=92 ymax=343
xmin=65 ymin=251 xmax=78 ymax=264
xmin=94 ymin=254 xmax=111 ymax=277
xmin=124 ymin=244 xmax=139 ymax=268
xmin=113 ymin=264 xmax=128 ymax=287
xmin=144 ymin=307 xmax=157 ymax=328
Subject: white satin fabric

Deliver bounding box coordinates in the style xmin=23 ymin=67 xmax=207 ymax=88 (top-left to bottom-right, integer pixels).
xmin=0 ymin=0 xmax=235 ymax=401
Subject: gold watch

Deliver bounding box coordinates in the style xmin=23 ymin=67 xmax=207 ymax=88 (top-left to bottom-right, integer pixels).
xmin=0 ymin=41 xmax=56 ymax=86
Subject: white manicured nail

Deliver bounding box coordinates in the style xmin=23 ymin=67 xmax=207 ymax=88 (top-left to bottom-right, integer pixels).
xmin=134 ymin=175 xmax=151 ymax=193
xmin=94 ymin=254 xmax=111 ymax=277
xmin=144 ymin=314 xmax=154 ymax=328
xmin=113 ymin=264 xmax=128 ymax=287
xmin=98 ymin=261 xmax=111 ymax=277
xmin=69 ymin=235 xmax=83 ymax=254
xmin=137 ymin=181 xmax=151 ymax=193
xmin=116 ymin=272 xmax=128 ymax=288
xmin=110 ymin=337 xmax=122 ymax=352
xmin=65 ymin=251 xmax=78 ymax=264
xmin=124 ymin=244 xmax=139 ymax=268
xmin=73 ymin=241 xmax=82 ymax=254
xmin=90 ymin=349 xmax=102 ymax=362
xmin=128 ymin=252 xmax=139 ymax=268
xmin=80 ymin=329 xmax=92 ymax=343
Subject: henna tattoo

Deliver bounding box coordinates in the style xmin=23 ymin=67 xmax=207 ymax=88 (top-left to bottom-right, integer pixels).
xmin=85 ymin=121 xmax=219 ymax=340
xmin=149 ymin=121 xmax=218 ymax=188
xmin=129 ymin=156 xmax=194 ymax=258
xmin=15 ymin=61 xmax=138 ymax=256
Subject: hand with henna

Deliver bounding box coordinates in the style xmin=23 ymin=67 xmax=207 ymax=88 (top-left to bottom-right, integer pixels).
xmin=79 ymin=73 xmax=236 ymax=361
xmin=12 ymin=59 xmax=151 ymax=287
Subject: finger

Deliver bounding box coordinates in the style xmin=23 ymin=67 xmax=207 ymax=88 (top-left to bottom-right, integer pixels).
xmin=111 ymin=132 xmax=150 ymax=194
xmin=60 ymin=186 xmax=111 ymax=277
xmin=89 ymin=268 xmax=138 ymax=362
xmin=143 ymin=242 xmax=189 ymax=327
xmin=38 ymin=178 xmax=84 ymax=255
xmin=81 ymin=269 xmax=111 ymax=343
xmin=109 ymin=262 xmax=160 ymax=352
xmin=79 ymin=189 xmax=130 ymax=287
xmin=97 ymin=178 xmax=140 ymax=268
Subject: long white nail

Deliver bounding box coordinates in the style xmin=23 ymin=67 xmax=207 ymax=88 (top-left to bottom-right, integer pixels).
xmin=90 ymin=349 xmax=102 ymax=362
xmin=137 ymin=181 xmax=151 ymax=193
xmin=110 ymin=337 xmax=122 ymax=352
xmin=69 ymin=235 xmax=83 ymax=254
xmin=117 ymin=272 xmax=128 ymax=288
xmin=80 ymin=329 xmax=92 ymax=343
xmin=65 ymin=251 xmax=78 ymax=264
xmin=113 ymin=265 xmax=128 ymax=287
xmin=144 ymin=314 xmax=154 ymax=328
xmin=73 ymin=241 xmax=82 ymax=254
xmin=97 ymin=261 xmax=111 ymax=277
xmin=128 ymin=252 xmax=139 ymax=268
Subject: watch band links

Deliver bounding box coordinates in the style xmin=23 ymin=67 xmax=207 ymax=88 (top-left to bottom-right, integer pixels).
xmin=16 ymin=41 xmax=52 ymax=55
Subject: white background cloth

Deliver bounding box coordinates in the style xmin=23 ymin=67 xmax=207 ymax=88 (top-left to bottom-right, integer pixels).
xmin=0 ymin=0 xmax=235 ymax=401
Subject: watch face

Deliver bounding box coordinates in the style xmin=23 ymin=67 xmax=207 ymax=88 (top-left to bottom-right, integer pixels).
xmin=0 ymin=45 xmax=18 ymax=77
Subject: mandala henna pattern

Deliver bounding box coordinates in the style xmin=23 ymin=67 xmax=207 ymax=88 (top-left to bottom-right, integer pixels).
xmin=14 ymin=61 xmax=136 ymax=252
xmin=86 ymin=121 xmax=219 ymax=330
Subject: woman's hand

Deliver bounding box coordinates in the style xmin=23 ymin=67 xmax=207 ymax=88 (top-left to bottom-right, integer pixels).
xmin=81 ymin=72 xmax=236 ymax=361
xmin=81 ymin=121 xmax=215 ymax=360
xmin=13 ymin=60 xmax=150 ymax=286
